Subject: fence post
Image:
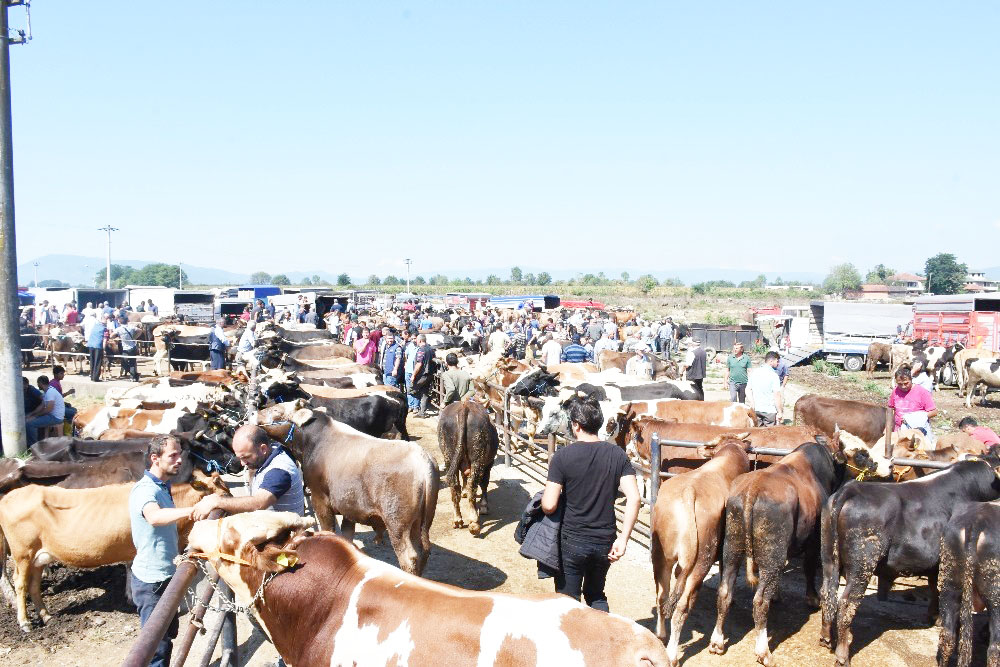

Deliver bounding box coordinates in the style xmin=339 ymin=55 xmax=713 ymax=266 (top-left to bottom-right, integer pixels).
xmin=547 ymin=433 xmax=556 ymax=460
xmin=884 ymin=406 xmax=894 ymax=460
xmin=121 ymin=561 xmax=200 ymax=667
xmin=650 ymin=432 xmax=661 ymax=513
xmin=502 ymin=388 xmax=512 ymax=465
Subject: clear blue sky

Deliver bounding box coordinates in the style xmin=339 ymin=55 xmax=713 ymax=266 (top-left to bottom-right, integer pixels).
xmin=11 ymin=2 xmax=1000 ymax=279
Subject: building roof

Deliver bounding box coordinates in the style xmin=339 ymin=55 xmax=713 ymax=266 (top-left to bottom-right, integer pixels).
xmin=889 ymin=272 xmax=924 ymax=282
xmin=861 ymin=284 xmax=889 ymax=293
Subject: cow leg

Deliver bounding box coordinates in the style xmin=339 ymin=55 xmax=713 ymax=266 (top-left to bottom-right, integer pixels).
xmin=464 ymin=448 xmax=490 ymax=536
xmin=820 ymin=511 xmax=839 ymax=650
xmin=312 ymin=497 xmax=338 ymax=533
xmin=339 ymin=519 xmax=355 ymax=543
xmin=667 ymin=559 xmax=711 ymax=667
xmin=650 ymin=538 xmax=672 ymax=640
xmin=936 ymin=543 xmax=961 ymax=667
xmin=13 ymin=558 xmax=32 ymax=631
xmin=803 ymin=537 xmax=821 ymax=609
xmin=927 ymin=570 xmax=940 ymax=624
xmin=876 ymin=573 xmax=892 ymax=601
xmin=389 ymin=525 xmax=421 ymax=575
xmin=709 ymin=513 xmax=743 ymax=655
xmin=984 ymin=603 xmax=1000 ymax=667
xmin=749 ymin=522 xmax=790 ymax=667
xmin=834 ymin=536 xmax=887 ymax=667
xmin=28 ymin=562 xmax=50 ymax=626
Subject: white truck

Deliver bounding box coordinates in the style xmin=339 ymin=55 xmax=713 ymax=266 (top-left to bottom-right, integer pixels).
xmin=810 ymin=301 xmax=913 ymax=371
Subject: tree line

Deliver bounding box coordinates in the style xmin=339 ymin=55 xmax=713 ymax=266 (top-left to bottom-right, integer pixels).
xmin=822 ymin=253 xmax=970 ymax=295
xmin=94 ymin=263 xmax=188 ymax=289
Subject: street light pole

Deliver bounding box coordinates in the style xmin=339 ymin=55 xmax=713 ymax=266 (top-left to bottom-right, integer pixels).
xmin=31 ymin=260 xmax=37 ymax=287
xmin=178 ymin=262 xmax=182 ymax=289
xmin=0 ymin=0 xmax=29 ymax=457
xmin=405 ymin=258 xmax=412 ymax=294
xmin=98 ymin=224 xmax=118 ymax=289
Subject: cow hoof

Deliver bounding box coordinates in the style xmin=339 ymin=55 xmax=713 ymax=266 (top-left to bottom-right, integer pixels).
xmin=19 ymin=621 xmax=31 ymax=633
xmin=453 ymin=520 xmax=464 ymax=529
xmin=708 ymin=642 xmax=726 ymax=655
xmin=819 ymin=636 xmax=832 ymax=650
xmin=756 ymin=655 xmax=776 ymax=667
xmin=468 ymin=522 xmax=481 ymax=536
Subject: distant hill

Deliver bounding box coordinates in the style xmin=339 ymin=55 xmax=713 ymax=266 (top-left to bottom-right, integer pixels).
xmin=983 ymin=266 xmax=1000 ymax=280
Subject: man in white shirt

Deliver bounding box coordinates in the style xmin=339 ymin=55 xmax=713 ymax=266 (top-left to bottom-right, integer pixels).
xmin=625 ymin=344 xmax=654 ymax=380
xmin=540 ymin=335 xmax=564 ymax=368
xmin=747 ymin=351 xmax=783 ymax=426
xmin=26 ymin=375 xmax=66 ymax=445
xmin=593 ymin=331 xmax=619 ymax=368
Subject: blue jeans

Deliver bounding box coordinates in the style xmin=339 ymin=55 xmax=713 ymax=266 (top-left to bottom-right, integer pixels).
xmin=131 ymin=573 xmax=178 ymax=667
xmin=384 ymin=375 xmax=400 ymax=389
xmin=404 ymin=371 xmax=418 ymax=410
xmin=210 ymin=349 xmax=225 ymax=370
xmin=26 ymin=413 xmax=63 ymax=445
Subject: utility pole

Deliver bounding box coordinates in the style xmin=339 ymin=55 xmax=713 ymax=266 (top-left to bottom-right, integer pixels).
xmin=178 ymin=262 xmax=182 ymax=289
xmin=31 ymin=259 xmax=36 ymax=286
xmin=0 ymin=0 xmax=31 ymax=457
xmin=404 ymin=258 xmax=412 ymax=294
xmin=98 ymin=225 xmax=118 ymax=289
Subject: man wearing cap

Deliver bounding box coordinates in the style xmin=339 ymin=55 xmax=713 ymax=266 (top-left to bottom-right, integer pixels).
xmin=625 ymin=344 xmax=654 ymax=380
xmin=681 ymin=338 xmax=707 ymax=395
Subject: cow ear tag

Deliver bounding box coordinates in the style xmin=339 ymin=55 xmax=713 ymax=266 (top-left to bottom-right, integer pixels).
xmin=276 ymin=553 xmax=298 ymax=568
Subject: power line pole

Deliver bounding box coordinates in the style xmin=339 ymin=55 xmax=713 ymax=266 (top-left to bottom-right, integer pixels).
xmin=178 ymin=262 xmax=182 ymax=289
xmin=98 ymin=224 xmax=118 ymax=289
xmin=405 ymin=258 xmax=412 ymax=294
xmin=31 ymin=260 xmax=36 ymax=286
xmin=0 ymin=0 xmax=31 ymax=457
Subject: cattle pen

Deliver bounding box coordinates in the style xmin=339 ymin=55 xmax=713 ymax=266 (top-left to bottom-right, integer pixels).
xmin=433 ymin=377 xmax=959 ymax=552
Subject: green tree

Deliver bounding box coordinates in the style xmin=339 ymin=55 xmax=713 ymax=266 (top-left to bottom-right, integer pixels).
xmin=661 ymin=277 xmax=684 ymax=287
xmin=250 ymin=271 xmax=272 ymax=284
xmin=510 ymin=267 xmax=523 ymax=283
xmin=117 ymin=263 xmax=188 ymax=288
xmin=636 ymin=274 xmax=658 ymax=294
xmin=336 ymin=273 xmax=351 ymax=286
xmin=865 ymin=263 xmax=896 ymax=284
xmin=272 ymin=274 xmax=291 ymax=286
xmin=413 ymin=276 xmax=426 ymax=286
xmin=95 ymin=264 xmax=136 ymax=287
xmin=38 ymin=279 xmax=68 ymax=287
xmin=367 ymin=274 xmax=381 ymax=286
xmin=383 ymin=275 xmax=400 ymax=286
xmin=536 ymin=271 xmax=552 ymax=286
xmin=925 ymin=253 xmax=967 ymax=294
xmin=523 ymin=272 xmax=536 ymax=285
xmin=301 ymin=276 xmax=312 ymax=286
xmin=311 ymin=274 xmax=327 ymax=286
xmin=822 ymin=263 xmax=862 ymax=293
xmin=486 ymin=274 xmax=501 ymax=286
xmin=621 ymin=271 xmax=630 ymax=283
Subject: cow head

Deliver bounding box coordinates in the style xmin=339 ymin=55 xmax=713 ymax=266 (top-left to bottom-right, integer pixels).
xmin=186 ymin=511 xmax=313 ymax=605
xmin=837 ymin=429 xmax=890 ymax=478
xmin=256 ymin=399 xmax=316 ymax=428
xmin=535 ymin=396 xmax=572 ymax=437
xmin=696 ymin=433 xmax=751 ymax=459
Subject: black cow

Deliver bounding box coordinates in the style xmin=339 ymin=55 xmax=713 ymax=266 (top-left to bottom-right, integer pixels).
xmin=573 ymin=380 xmax=704 ymax=402
xmin=437 ymin=400 xmax=499 ymax=536
xmin=508 ymin=367 xmax=561 ymax=397
xmin=161 ymin=330 xmax=211 ymax=371
xmin=303 ymin=388 xmax=410 ymax=441
xmin=709 ymin=435 xmax=849 ymax=666
xmin=938 ymin=500 xmax=1000 ymax=667
xmin=820 ymin=456 xmax=1000 ymax=666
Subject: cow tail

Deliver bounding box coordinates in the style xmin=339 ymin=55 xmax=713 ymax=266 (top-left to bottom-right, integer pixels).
xmin=680 ymin=485 xmax=699 ymax=569
xmin=421 ymin=452 xmax=439 ymax=555
xmin=443 ymin=406 xmax=466 ymax=493
xmin=957 ymin=514 xmax=981 ymax=663
xmin=824 ymin=495 xmax=844 ymax=627
xmin=743 ymin=479 xmax=760 ymax=589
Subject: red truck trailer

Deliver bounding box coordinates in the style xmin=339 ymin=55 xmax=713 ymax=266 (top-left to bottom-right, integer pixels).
xmin=912 ymin=294 xmax=1000 ymax=384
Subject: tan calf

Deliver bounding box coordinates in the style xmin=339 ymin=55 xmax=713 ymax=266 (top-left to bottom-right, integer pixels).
xmin=0 ymin=472 xmax=229 ymax=631
xmin=652 ymin=437 xmax=752 ymax=666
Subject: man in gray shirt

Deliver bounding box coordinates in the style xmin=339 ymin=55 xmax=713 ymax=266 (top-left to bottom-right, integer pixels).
xmin=128 ymin=436 xmax=193 ymax=667
xmin=441 ymin=353 xmax=475 ymax=405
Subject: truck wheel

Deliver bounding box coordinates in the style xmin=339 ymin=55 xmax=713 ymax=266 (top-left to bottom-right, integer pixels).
xmin=844 ymin=355 xmax=864 ymax=372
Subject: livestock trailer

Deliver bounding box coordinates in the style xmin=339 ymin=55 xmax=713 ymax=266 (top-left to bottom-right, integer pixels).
xmin=486 ymin=295 xmax=561 ymax=311
xmin=173 ymin=290 xmax=216 ymax=322
xmin=687 ymin=324 xmax=761 ymax=354
xmin=125 ymin=286 xmax=176 ymax=314
xmin=809 ymin=301 xmax=913 ymax=371
xmin=913 ymin=294 xmax=1000 ymax=382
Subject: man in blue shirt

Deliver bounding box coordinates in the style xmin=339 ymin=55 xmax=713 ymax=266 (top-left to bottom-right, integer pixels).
xmin=129 ymin=436 xmax=193 ymax=667
xmin=192 ymin=425 xmax=304 ymax=519
xmin=111 ymin=317 xmax=140 ymax=381
xmin=87 ymin=314 xmax=108 ymax=382
xmin=560 ymin=336 xmax=593 ymax=363
xmin=208 ymin=319 xmax=228 ymax=370
xmin=380 ymin=331 xmax=404 ymax=388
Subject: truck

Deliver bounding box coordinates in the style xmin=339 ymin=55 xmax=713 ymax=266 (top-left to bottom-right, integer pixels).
xmin=809 ymin=300 xmax=913 ymax=371
xmin=912 ymin=293 xmax=1000 ymax=384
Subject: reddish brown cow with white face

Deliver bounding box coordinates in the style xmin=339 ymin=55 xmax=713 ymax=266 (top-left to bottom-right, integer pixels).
xmin=187 ymin=512 xmax=672 ymax=667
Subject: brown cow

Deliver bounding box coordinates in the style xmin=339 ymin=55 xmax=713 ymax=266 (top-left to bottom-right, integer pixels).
xmin=597 ymin=349 xmax=678 ymax=379
xmin=794 ymin=393 xmax=887 ymax=445
xmin=652 ymin=436 xmax=752 ymax=666
xmin=0 ymin=471 xmax=229 ymax=631
xmin=74 ymin=405 xmax=201 ymax=438
xmin=187 ymin=511 xmax=671 ymax=666
xmin=613 ymin=417 xmax=823 ymax=473
xmin=607 ymin=400 xmax=757 ymax=439
xmin=865 ymin=342 xmax=891 ymax=377
xmin=709 ymin=432 xmax=851 ymax=666
xmin=255 ymin=401 xmax=438 ymax=575
xmin=437 ymin=400 xmax=499 ymax=535
xmin=46 ymin=328 xmax=86 ymax=374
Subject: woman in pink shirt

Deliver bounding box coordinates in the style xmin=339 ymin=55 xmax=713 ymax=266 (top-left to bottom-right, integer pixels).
xmin=887 ymin=366 xmax=937 ymax=433
xmin=354 ymin=328 xmax=376 ymax=366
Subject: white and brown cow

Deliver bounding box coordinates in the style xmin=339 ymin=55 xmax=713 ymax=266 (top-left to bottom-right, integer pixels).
xmin=74 ymin=405 xmax=201 ymax=438
xmin=187 ymin=512 xmax=671 ymax=667
xmin=965 ymin=357 xmax=1000 ymax=408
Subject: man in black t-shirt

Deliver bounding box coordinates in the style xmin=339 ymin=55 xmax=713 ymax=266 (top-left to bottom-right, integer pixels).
xmin=541 ymin=397 xmax=640 ymax=612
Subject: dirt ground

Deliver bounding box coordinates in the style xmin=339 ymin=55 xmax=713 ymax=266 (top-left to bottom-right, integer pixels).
xmin=6 ymin=404 xmax=993 ymax=666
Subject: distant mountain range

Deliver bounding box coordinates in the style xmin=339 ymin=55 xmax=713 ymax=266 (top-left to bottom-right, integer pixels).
xmin=21 ymin=254 xmax=995 ymax=288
